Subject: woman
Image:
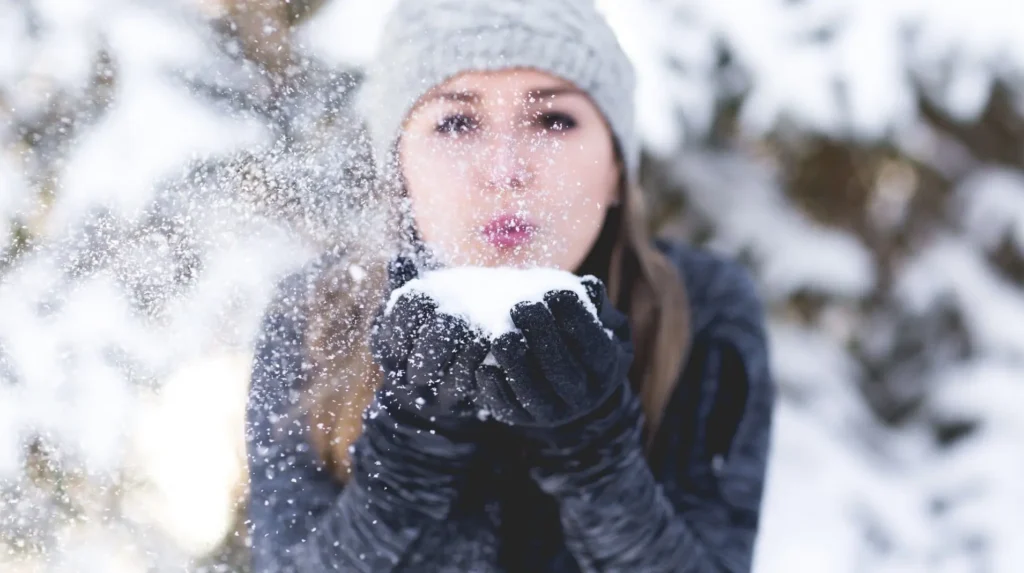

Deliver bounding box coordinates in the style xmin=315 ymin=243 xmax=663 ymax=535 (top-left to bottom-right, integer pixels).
xmin=246 ymin=0 xmax=774 ymax=571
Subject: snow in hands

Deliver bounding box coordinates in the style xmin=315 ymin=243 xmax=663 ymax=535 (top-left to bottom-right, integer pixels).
xmin=386 ymin=266 xmax=601 ymax=339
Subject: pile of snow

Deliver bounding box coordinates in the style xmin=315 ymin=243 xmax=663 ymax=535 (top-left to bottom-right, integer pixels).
xmin=387 ymin=267 xmax=598 ymax=338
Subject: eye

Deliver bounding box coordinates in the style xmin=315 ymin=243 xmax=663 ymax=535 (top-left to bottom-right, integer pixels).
xmin=539 ymin=112 xmax=577 ymax=132
xmin=436 ymin=114 xmax=478 ymax=135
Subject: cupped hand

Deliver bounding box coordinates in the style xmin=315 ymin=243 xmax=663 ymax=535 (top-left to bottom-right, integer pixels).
xmin=370 ymin=256 xmax=490 ymax=430
xmin=474 ymin=276 xmax=634 ymax=430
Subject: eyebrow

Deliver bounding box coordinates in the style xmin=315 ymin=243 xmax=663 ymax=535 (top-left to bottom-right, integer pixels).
xmin=420 ymin=86 xmax=584 ymax=106
xmin=525 ymin=87 xmax=586 ymax=101
xmin=421 ymin=91 xmax=480 ymax=105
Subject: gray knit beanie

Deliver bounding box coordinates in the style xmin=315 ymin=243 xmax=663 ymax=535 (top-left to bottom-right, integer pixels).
xmin=357 ymin=0 xmax=638 ymax=182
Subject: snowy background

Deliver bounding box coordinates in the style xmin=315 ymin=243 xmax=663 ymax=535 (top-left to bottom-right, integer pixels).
xmin=1 ymin=0 xmax=1023 ymax=571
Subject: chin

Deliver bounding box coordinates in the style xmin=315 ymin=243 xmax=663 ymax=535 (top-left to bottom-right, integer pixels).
xmin=499 ymin=250 xmax=575 ymax=270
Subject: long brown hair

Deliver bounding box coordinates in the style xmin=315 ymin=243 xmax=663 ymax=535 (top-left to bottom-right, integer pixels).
xmin=297 ymin=178 xmax=690 ymax=481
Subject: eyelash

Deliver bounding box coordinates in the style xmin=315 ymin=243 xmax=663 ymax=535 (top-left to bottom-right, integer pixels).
xmin=538 ymin=112 xmax=577 ymax=132
xmin=434 ymin=112 xmax=578 ymax=135
xmin=435 ymin=114 xmax=477 ymax=135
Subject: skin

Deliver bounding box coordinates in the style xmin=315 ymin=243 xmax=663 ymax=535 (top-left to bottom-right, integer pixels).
xmin=399 ymin=68 xmax=620 ymax=270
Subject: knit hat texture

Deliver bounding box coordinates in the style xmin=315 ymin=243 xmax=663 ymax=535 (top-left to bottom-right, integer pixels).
xmin=358 ymin=0 xmax=638 ymax=181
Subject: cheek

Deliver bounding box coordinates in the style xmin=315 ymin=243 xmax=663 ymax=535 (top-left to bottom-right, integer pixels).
xmin=537 ymin=137 xmax=617 ymax=219
xmin=542 ymin=187 xmax=606 ymax=256
xmin=401 ymin=138 xmax=481 ymax=244
xmin=531 ymin=138 xmax=617 ymax=268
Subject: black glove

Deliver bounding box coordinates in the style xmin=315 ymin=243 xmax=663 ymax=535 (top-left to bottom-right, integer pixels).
xmin=370 ymin=256 xmax=491 ymax=433
xmin=475 ymin=276 xmax=634 ymax=436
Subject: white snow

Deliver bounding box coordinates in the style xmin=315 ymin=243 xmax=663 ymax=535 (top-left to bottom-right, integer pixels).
xmin=897 ymin=235 xmax=1024 ymax=357
xmin=924 ymin=360 xmax=1024 ymax=572
xmin=46 ymin=6 xmax=268 ymax=232
xmin=296 ymin=0 xmax=400 ymax=67
xmin=674 ymin=150 xmax=877 ymax=299
xmin=596 ymin=0 xmax=710 ymax=152
xmin=387 ymin=266 xmax=598 ymax=338
xmin=766 ymin=320 xmax=873 ymax=428
xmin=0 ymin=386 xmax=23 ymax=479
xmin=0 ymin=262 xmax=145 ymax=476
xmin=126 ymin=352 xmax=251 ymax=557
xmin=755 ymin=402 xmax=931 ymax=573
xmin=0 ymin=150 xmax=29 ymax=254
xmin=958 ymin=167 xmax=1024 ymax=252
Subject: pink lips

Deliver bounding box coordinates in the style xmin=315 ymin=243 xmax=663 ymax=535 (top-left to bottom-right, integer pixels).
xmin=482 ymin=215 xmax=537 ymax=249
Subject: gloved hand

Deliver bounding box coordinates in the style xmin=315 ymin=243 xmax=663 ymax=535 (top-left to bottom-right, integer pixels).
xmin=474 ymin=276 xmax=634 ymax=438
xmin=370 ymin=256 xmax=490 ymax=433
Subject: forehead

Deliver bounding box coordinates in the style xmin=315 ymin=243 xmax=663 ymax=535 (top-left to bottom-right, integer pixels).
xmin=426 ymin=68 xmax=578 ymax=101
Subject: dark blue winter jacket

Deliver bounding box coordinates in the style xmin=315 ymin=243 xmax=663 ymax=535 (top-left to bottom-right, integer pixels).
xmin=245 ymin=241 xmax=775 ymax=572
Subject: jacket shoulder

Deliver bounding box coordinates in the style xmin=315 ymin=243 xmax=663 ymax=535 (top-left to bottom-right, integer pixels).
xmin=265 ymin=248 xmax=353 ymax=316
xmin=654 ymin=239 xmax=766 ymax=336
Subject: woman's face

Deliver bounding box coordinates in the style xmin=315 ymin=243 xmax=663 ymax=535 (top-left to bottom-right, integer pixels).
xmin=399 ymin=69 xmax=620 ymax=270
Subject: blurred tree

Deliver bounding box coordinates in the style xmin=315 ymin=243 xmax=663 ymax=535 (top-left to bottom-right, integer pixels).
xmin=626 ymin=2 xmax=1024 ymax=568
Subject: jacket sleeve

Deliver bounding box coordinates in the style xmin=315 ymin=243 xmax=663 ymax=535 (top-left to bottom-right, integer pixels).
xmin=530 ymin=253 xmax=775 ymax=572
xmin=245 ymin=270 xmax=478 ymax=573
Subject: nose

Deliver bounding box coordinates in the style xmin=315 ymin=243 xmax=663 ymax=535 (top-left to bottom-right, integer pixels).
xmin=481 ymin=128 xmax=534 ymax=194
